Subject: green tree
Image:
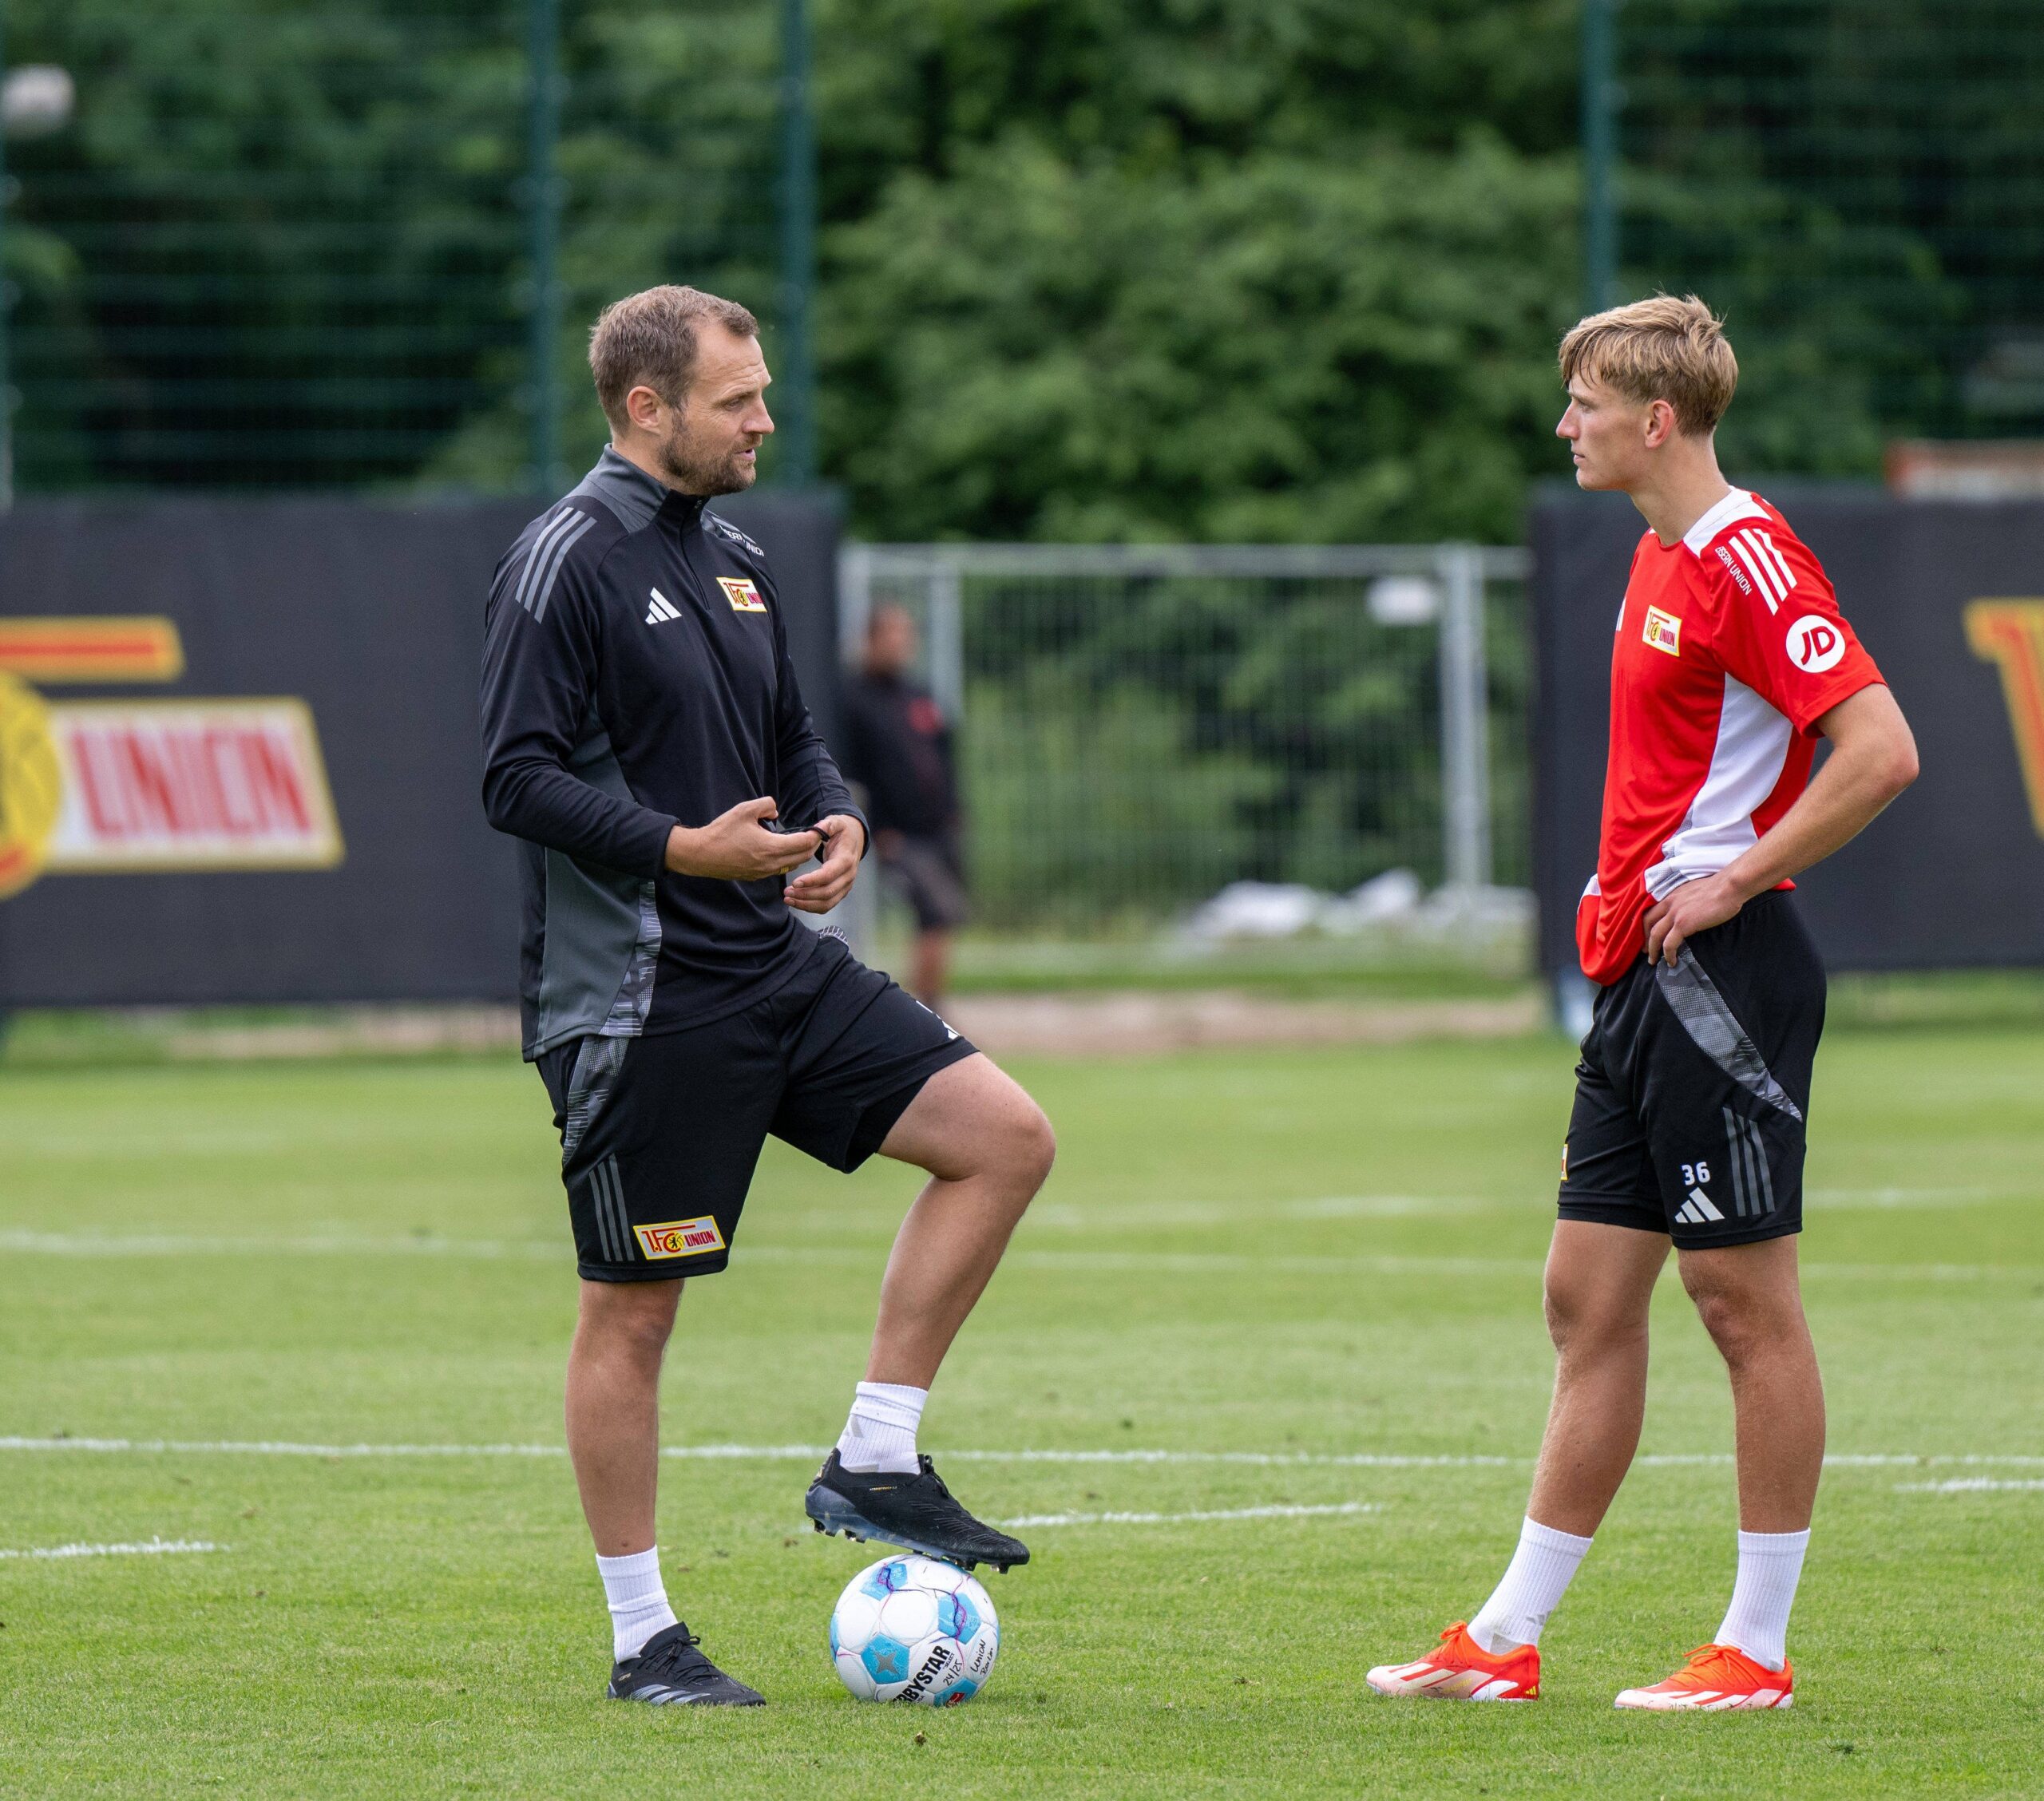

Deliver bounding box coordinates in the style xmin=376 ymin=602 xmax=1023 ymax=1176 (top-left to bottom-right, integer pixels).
xmin=812 ymin=0 xmax=1583 ymax=543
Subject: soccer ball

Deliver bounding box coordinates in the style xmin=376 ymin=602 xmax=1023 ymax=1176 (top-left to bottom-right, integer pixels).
xmin=828 ymin=1555 xmax=1000 ymax=1705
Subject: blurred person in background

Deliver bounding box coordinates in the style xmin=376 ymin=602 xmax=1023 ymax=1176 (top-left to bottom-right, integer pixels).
xmin=842 ymin=604 xmax=969 ymax=1010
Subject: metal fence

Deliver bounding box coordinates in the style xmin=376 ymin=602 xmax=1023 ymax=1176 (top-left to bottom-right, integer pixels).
xmin=1586 ymin=0 xmax=2044 ymax=465
xmin=841 ymin=544 xmax=1530 ymax=936
xmin=0 ymin=0 xmax=806 ymax=499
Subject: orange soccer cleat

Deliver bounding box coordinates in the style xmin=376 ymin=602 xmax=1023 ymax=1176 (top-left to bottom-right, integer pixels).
xmin=1365 ymin=1621 xmax=1540 ymax=1701
xmin=1614 ymin=1642 xmax=1793 ymax=1711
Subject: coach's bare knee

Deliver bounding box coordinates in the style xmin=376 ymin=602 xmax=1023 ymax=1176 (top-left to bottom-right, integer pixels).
xmin=1004 ymin=1096 xmax=1057 ymax=1192
xmin=885 ymin=1055 xmax=1055 ymax=1211
xmin=967 ymin=1090 xmax=1054 ymax=1220
xmin=576 ymin=1278 xmax=681 ymax=1373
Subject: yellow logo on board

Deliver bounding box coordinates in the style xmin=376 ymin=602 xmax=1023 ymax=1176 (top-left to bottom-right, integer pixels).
xmin=1966 ymin=600 xmax=2044 ymax=840
xmin=0 ymin=673 xmax=63 ymax=899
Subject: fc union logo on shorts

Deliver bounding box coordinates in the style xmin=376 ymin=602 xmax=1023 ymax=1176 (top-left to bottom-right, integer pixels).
xmin=633 ymin=1216 xmax=728 ymax=1260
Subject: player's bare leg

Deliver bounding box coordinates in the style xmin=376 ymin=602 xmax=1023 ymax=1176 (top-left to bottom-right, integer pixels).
xmin=807 ymin=1053 xmax=1054 ymax=1569
xmin=866 ymin=1053 xmax=1055 ymax=1387
xmin=564 ymin=1277 xmax=681 ymax=1556
xmin=1368 ymin=1221 xmax=1666 ymax=1700
xmin=1678 ymin=1236 xmax=1824 ymax=1532
xmin=1601 ymin=1235 xmax=1824 ymax=1710
xmin=1525 ymin=1221 xmax=1670 ymax=1536
xmin=564 ymin=1276 xmax=761 ymax=1704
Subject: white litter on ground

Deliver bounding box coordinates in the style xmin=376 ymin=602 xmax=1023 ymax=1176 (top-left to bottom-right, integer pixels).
xmin=1002 ymin=1502 xmax=1380 ymax=1528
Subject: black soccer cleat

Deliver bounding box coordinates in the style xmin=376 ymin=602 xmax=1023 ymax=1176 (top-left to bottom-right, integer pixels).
xmin=805 ymin=1450 xmax=1032 ymax=1573
xmin=607 ymin=1621 xmax=765 ymax=1707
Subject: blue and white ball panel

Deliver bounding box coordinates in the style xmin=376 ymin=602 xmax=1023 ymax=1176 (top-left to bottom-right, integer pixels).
xmin=859 ymin=1634 xmax=914 ymax=1689
xmin=834 ymin=1649 xmax=878 ymax=1701
xmin=860 ymin=1559 xmax=914 ymax=1601
xmin=828 ymin=1555 xmax=1001 ymax=1706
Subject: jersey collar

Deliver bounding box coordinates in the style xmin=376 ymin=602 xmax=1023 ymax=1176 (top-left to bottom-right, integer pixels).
xmin=576 ymin=445 xmax=708 ymax=533
xmin=570 ymin=445 xmax=667 ymax=532
xmin=1680 ymin=486 xmax=1767 ymax=556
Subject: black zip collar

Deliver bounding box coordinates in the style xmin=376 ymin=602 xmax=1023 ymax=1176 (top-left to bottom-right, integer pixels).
xmin=576 ymin=445 xmax=707 ymax=534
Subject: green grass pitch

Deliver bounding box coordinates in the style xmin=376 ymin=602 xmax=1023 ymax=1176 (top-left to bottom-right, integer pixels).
xmin=1 ymin=1025 xmax=2040 ymax=1797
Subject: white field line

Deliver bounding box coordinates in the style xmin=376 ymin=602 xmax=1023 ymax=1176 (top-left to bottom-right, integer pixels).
xmin=1808 ymin=1186 xmax=2020 ymax=1210
xmin=1019 ymin=1186 xmax=2025 ymax=1229
xmin=0 ymin=1537 xmax=224 ymax=1562
xmin=1895 ymin=1478 xmax=2044 ymax=1494
xmin=0 ymin=1436 xmax=576 ymax=1458
xmin=0 ymin=1229 xmax=2034 ymax=1283
xmin=1002 ymin=1502 xmax=1380 ymax=1528
xmin=1019 ymin=1194 xmax=1496 ymax=1229
xmin=2 ymin=1435 xmax=2039 ymax=1471
xmin=0 ymin=1230 xmax=564 ymax=1260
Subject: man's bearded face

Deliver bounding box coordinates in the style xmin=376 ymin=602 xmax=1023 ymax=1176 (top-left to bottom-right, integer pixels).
xmin=656 ymin=397 xmax=759 ymax=497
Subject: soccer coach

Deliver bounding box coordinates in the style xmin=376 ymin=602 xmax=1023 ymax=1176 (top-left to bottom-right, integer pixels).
xmin=481 ymin=286 xmax=1055 ymax=1707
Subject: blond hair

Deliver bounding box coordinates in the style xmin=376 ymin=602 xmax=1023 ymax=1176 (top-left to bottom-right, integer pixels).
xmin=588 ymin=285 xmax=759 ymax=428
xmin=1558 ymin=295 xmax=1737 ymax=436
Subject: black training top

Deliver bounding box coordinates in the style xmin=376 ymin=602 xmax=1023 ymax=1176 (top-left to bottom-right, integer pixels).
xmin=842 ymin=670 xmax=959 ymax=840
xmin=480 ymin=447 xmax=866 ymax=1060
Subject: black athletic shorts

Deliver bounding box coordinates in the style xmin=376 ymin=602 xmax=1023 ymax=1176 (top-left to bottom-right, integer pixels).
xmin=535 ymin=933 xmax=977 ymax=1283
xmin=1559 ymin=890 xmax=1824 ymax=1250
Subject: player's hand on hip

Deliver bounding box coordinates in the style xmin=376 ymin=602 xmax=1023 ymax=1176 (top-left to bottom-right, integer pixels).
xmin=666 ymin=798 xmax=822 ymax=881
xmin=785 ymin=814 xmax=865 ymax=914
xmin=1643 ymin=873 xmax=1745 ymax=966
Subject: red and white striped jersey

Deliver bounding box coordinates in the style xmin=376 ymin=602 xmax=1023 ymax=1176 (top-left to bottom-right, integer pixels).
xmin=1575 ymin=488 xmax=1884 ymax=985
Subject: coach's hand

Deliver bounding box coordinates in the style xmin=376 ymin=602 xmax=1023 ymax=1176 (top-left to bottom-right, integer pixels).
xmin=1643 ymin=872 xmax=1747 ymax=967
xmin=666 ymin=798 xmax=822 ymax=882
xmin=784 ymin=814 xmax=865 ymax=914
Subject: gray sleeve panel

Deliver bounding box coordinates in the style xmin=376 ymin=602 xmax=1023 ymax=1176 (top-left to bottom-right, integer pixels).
xmin=533 ymin=724 xmax=665 ymax=1054
xmin=1652 ymin=952 xmax=1805 ymax=1122
xmin=537 ymin=853 xmax=644 ymax=1052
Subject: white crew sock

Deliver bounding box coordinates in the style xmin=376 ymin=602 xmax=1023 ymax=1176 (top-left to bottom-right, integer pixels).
xmin=835 ymin=1380 xmax=929 ymax=1474
xmin=596 ymin=1546 xmax=678 ymax=1661
xmin=1467 ymin=1516 xmax=1595 ymax=1654
xmin=1714 ymin=1528 xmax=1809 ymax=1672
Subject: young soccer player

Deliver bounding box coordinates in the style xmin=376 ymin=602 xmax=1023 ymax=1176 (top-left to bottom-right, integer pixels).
xmin=1367 ymin=296 xmax=1917 ymax=1709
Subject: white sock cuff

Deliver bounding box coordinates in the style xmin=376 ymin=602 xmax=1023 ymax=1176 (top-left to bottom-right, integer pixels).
xmin=852 ymin=1381 xmax=929 ymax=1427
xmin=1716 ymin=1527 xmax=1810 ymax=1672
xmin=596 ymin=1546 xmax=664 ymax=1597
xmin=1735 ymin=1528 xmax=1811 ymax=1556
xmin=1521 ymin=1516 xmax=1595 ymax=1554
xmin=1466 ymin=1514 xmax=1594 ymax=1653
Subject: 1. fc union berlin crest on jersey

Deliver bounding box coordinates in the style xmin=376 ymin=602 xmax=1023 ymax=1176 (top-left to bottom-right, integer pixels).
xmin=0 ymin=616 xmax=343 ymax=900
